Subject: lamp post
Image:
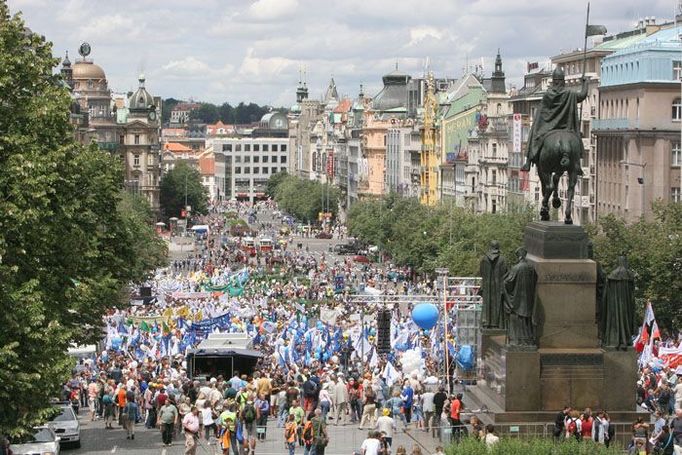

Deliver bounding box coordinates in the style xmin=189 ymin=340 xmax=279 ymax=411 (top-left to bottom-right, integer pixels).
xmin=620 ymin=160 xmax=647 ymax=217
xmin=435 ymin=267 xmax=451 ymax=393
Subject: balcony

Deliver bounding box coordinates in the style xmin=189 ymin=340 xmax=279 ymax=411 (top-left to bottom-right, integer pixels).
xmin=592 ymin=118 xmax=639 ymax=131
xmin=479 ymin=156 xmax=508 ymax=165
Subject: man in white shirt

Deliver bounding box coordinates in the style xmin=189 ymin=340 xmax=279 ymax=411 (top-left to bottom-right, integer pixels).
xmin=182 ymin=406 xmax=200 ymax=455
xmin=360 ymin=431 xmax=382 ymax=455
xmin=422 ymin=387 xmax=435 ymax=436
xmin=484 ymin=424 xmax=500 ymax=447
xmin=375 ymin=409 xmax=395 ymax=448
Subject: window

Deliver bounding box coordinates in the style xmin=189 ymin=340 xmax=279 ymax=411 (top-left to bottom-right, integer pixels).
xmin=492 ymin=143 xmax=497 ymax=157
xmin=134 ymin=134 xmax=140 ymax=145
xmin=254 ymin=156 xmax=260 ymax=163
xmin=235 ymin=167 xmax=241 ymax=174
xmin=235 ymin=144 xmax=242 ymax=152
xmin=492 ymin=170 xmax=497 ymax=185
xmin=263 ymin=144 xmax=269 ymax=152
xmin=281 ymin=156 xmax=287 ymax=164
xmin=281 ymin=167 xmax=287 ymax=172
xmin=673 ymin=187 xmax=681 ymax=203
xmin=281 ymin=144 xmax=287 ymax=152
xmin=673 ymin=143 xmax=682 ymax=167
xmin=133 ymin=154 xmax=140 ymax=167
xmin=492 ymin=199 xmax=497 ymax=214
xmin=262 ymin=156 xmax=269 ymax=163
xmin=674 ymin=61 xmax=682 ymax=81
xmin=223 ymin=144 xmax=232 ymax=152
xmin=253 ymin=144 xmax=260 ymax=152
xmin=673 ymin=98 xmax=682 ymax=121
xmin=244 ymin=156 xmax=251 ymax=163
xmin=119 ymin=135 xmax=125 ymax=144
xmin=147 ymin=154 xmax=154 ymax=166
xmin=235 ymin=156 xmax=241 ymax=163
xmin=263 ymin=167 xmax=269 ymax=174
xmin=245 ymin=144 xmax=251 ymax=152
xmin=244 ymin=167 xmax=250 ymax=174
xmin=272 ymin=144 xmax=278 ymax=152
xmin=272 ymin=156 xmax=278 ymax=163
xmin=271 ymin=167 xmax=277 ymax=174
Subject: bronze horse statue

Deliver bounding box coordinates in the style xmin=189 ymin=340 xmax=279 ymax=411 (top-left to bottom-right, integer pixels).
xmin=536 ymin=130 xmax=583 ymax=224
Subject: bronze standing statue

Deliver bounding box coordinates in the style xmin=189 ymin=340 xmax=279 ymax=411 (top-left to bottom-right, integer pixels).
xmin=521 ymin=68 xmax=587 ymax=224
xmin=504 ymin=247 xmax=538 ymax=347
xmin=601 ymin=256 xmax=636 ymax=350
xmin=480 ymin=241 xmax=508 ymax=330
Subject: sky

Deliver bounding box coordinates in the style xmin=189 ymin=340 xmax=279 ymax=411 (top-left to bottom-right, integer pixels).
xmin=8 ymin=0 xmax=678 ymax=107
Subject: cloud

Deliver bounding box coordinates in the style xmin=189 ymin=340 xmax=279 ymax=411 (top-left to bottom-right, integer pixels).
xmin=248 ymin=0 xmax=299 ymax=21
xmin=8 ymin=0 xmax=673 ymax=105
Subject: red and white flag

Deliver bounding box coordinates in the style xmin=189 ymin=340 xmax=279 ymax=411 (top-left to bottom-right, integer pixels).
xmin=634 ymin=301 xmax=656 ymax=352
xmin=659 ymin=345 xmax=682 ymax=369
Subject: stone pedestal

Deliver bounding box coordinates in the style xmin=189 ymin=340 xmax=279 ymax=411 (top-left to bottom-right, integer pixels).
xmin=474 ymin=222 xmax=643 ymax=425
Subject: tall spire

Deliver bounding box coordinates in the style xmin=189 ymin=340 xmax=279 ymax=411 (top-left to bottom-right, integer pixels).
xmin=490 ymin=49 xmax=506 ymax=94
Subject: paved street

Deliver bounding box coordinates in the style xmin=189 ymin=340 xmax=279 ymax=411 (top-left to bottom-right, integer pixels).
xmin=70 ymin=410 xmax=441 ymax=455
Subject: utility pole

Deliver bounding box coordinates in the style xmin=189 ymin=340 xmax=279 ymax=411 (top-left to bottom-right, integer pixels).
xmin=436 ymin=267 xmax=451 ymax=392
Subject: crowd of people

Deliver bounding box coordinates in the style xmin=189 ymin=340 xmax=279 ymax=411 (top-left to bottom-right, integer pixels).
xmin=59 ymin=201 xmax=488 ymax=454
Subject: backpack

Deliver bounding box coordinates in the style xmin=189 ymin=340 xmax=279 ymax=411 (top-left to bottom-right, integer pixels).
xmin=567 ymin=418 xmax=581 ymax=440
xmin=243 ymin=403 xmax=256 ymax=423
xmin=285 ymin=424 xmax=296 ymax=441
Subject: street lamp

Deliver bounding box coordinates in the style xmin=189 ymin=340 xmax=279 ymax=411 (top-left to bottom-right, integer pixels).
xmin=620 ymin=160 xmax=647 ymax=217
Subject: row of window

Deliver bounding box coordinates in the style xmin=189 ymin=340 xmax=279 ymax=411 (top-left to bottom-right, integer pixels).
xmin=222 ymin=143 xmax=287 ymax=152
xmin=234 ymin=155 xmax=286 ymax=164
xmin=234 ymin=166 xmax=287 ymax=175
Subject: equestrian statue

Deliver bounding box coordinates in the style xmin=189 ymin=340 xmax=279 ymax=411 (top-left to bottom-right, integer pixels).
xmin=521 ymin=67 xmax=587 ymax=224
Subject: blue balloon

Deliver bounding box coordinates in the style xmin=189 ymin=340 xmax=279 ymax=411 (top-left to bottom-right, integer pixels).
xmin=412 ymin=303 xmax=439 ymax=330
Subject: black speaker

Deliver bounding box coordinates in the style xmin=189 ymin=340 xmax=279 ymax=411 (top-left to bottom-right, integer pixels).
xmin=140 ymin=286 xmax=152 ymax=297
xmin=376 ymin=309 xmax=392 ymax=354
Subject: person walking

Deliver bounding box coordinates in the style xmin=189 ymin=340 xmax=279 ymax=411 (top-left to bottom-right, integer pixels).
xmin=284 ymin=414 xmax=298 ymax=455
xmin=311 ymin=409 xmax=329 ymax=455
xmin=359 ymin=387 xmax=377 ymax=430
xmin=375 ymin=409 xmax=395 ymax=449
xmin=123 ymin=397 xmax=138 ymax=440
xmin=183 ymin=406 xmax=201 ymax=455
xmin=255 ymin=393 xmax=270 ymax=441
xmin=333 ymin=375 xmax=349 ymax=425
xmin=158 ymin=399 xmax=179 ymax=446
xmin=103 ymin=389 xmax=115 ymax=429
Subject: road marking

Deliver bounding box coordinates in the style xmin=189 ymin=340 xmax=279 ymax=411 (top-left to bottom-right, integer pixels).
xmin=110 ymin=445 xmax=117 ymax=453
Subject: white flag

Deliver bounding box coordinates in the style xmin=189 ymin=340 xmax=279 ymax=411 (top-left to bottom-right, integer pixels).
xmin=382 ymin=361 xmax=401 ymax=387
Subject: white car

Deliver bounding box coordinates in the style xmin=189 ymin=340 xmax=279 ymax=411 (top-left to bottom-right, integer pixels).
xmin=9 ymin=426 xmax=60 ymax=455
xmin=47 ymin=404 xmax=80 ymax=448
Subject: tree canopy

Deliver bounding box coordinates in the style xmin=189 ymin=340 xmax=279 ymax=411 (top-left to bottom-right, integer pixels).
xmin=586 ymin=202 xmax=682 ymax=331
xmin=0 ymin=3 xmax=166 ymax=436
xmin=267 ymin=173 xmax=339 ymax=224
xmin=347 ymin=195 xmax=534 ymax=275
xmin=159 ymin=162 xmax=208 ymax=219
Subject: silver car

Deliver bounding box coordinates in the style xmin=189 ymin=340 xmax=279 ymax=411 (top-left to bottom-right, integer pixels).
xmin=47 ymin=404 xmax=80 ymax=448
xmin=9 ymin=426 xmax=60 ymax=455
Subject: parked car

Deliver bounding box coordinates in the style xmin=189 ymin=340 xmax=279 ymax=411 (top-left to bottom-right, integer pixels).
xmin=47 ymin=403 xmax=80 ymax=448
xmin=9 ymin=426 xmax=60 ymax=455
xmin=353 ymin=255 xmax=370 ymax=263
xmin=315 ymin=231 xmax=333 ymax=239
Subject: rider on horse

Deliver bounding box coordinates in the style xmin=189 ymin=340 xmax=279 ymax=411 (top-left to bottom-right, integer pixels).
xmin=521 ymin=67 xmax=587 ymax=175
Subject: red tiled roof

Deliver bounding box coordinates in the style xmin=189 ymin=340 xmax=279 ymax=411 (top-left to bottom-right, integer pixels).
xmin=333 ymin=98 xmax=352 ymax=113
xmin=163 ymin=142 xmax=193 ymax=153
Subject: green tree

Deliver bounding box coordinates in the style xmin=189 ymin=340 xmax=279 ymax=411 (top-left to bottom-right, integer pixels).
xmin=266 ymin=171 xmax=289 ymax=197
xmin=161 ymin=97 xmax=181 ymax=124
xmin=586 ymin=202 xmax=682 ymax=330
xmin=159 ymin=162 xmax=208 ymax=219
xmin=269 ymin=174 xmax=339 ymax=224
xmin=0 ymin=3 xmax=167 ymax=435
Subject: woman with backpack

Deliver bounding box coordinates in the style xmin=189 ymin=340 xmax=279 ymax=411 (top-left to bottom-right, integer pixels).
xmin=564 ymin=410 xmax=582 ymax=440
xmin=103 ymin=389 xmax=115 ymax=429
xmin=301 ymin=413 xmax=315 ymax=455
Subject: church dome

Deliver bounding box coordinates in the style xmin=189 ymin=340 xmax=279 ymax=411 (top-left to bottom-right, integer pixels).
xmin=128 ymin=75 xmax=155 ymax=111
xmin=72 ymin=61 xmax=106 ymax=80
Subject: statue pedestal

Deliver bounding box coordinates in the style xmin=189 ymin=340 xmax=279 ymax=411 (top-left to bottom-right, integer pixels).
xmin=471 ymin=222 xmax=644 ymax=432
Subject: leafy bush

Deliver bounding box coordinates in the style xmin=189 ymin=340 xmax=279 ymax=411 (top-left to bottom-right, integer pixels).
xmin=445 ymin=438 xmax=621 ymax=455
